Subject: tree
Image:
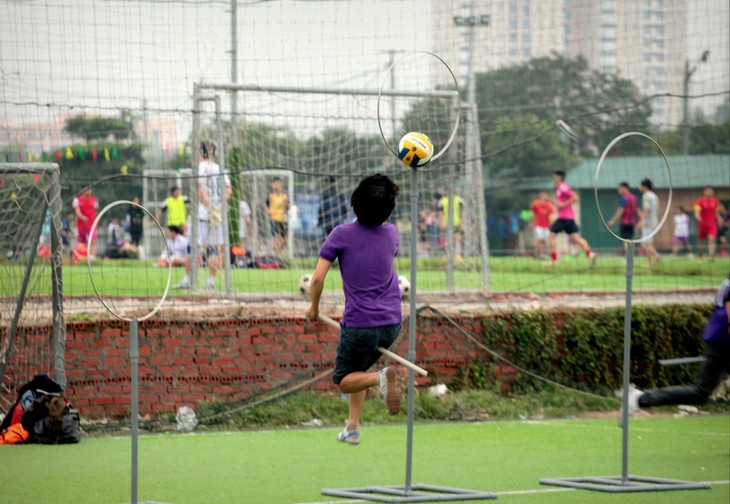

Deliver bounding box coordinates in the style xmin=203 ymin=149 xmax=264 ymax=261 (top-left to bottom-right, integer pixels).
xmin=474 ymin=54 xmax=653 ymax=156
xmin=482 ymin=115 xmax=578 ymax=219
xmin=485 ymin=114 xmax=579 ymax=180
xmin=64 ymin=112 xmax=135 ymax=142
xmin=57 ymin=143 xmax=145 ymax=220
xmin=689 ymin=121 xmax=730 ymax=154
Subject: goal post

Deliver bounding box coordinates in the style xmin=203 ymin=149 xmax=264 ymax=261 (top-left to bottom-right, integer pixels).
xmin=0 ymin=163 xmax=66 ymax=406
xmin=192 ymin=81 xmax=491 ymax=293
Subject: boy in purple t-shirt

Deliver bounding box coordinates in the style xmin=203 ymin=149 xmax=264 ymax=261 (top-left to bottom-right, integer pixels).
xmin=620 ymin=274 xmax=730 ymax=415
xmin=305 ymin=174 xmax=403 ymax=445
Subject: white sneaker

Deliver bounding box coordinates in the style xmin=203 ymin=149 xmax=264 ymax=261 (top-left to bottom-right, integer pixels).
xmin=206 ymin=277 xmax=216 ymax=289
xmin=336 ymin=429 xmax=360 ymax=445
xmin=615 ymin=384 xmax=644 ymax=423
xmin=379 ymin=367 xmax=400 ymax=415
xmin=173 ymin=279 xmax=190 ymax=289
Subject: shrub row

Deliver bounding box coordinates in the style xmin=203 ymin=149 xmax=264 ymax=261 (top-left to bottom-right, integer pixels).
xmin=475 ymin=304 xmax=711 ymax=394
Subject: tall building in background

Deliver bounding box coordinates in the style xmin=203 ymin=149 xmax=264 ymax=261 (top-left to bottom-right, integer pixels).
xmin=565 ymin=0 xmax=687 ymax=129
xmin=432 ymin=0 xmax=694 ymax=129
xmin=432 ymin=0 xmax=565 ymax=87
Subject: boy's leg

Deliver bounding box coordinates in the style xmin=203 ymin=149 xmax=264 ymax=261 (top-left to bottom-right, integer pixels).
xmin=570 ymin=232 xmax=594 ymax=263
xmin=639 ymin=341 xmax=729 ymax=407
xmin=547 ymin=232 xmax=557 ymax=263
xmin=570 ymin=232 xmax=590 ymax=253
xmin=338 ymin=371 xmax=379 ymax=394
xmin=345 ymin=390 xmax=367 ymax=432
xmin=708 ymin=235 xmax=716 ymax=258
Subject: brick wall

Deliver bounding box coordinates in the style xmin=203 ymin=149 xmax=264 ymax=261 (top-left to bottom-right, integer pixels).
xmin=2 ymin=314 xmax=499 ymax=418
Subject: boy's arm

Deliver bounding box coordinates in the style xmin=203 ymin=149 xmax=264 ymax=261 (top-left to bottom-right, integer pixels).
xmin=198 ymin=184 xmax=209 ymax=208
xmin=304 ymin=257 xmax=333 ymax=320
xmin=607 ymin=205 xmax=624 ymax=227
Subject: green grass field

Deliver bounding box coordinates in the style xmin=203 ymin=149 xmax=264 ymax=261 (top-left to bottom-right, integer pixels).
xmin=4 ymin=254 xmax=725 ymax=298
xmin=1 ymin=416 xmax=727 ymax=503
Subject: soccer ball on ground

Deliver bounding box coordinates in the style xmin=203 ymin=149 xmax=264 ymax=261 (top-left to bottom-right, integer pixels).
xmin=398 ymin=275 xmax=410 ymax=299
xmin=397 ymin=132 xmax=433 ymax=168
xmin=299 ymin=274 xmax=312 ymax=298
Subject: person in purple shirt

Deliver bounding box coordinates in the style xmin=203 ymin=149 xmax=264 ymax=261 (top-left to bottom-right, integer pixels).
xmin=621 ymin=274 xmax=730 ymax=414
xmin=305 ymin=174 xmax=403 ymax=445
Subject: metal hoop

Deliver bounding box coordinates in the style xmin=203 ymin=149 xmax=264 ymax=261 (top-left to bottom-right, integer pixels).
xmin=87 ymin=200 xmax=172 ymax=322
xmin=377 ymin=51 xmax=461 ymax=164
xmin=594 ymin=132 xmax=673 ymax=244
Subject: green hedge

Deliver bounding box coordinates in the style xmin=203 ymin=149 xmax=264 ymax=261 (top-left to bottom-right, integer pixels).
xmin=479 ymin=304 xmax=712 ymax=394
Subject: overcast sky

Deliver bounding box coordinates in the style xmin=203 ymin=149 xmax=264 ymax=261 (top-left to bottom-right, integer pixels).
xmin=1 ymin=0 xmax=728 ymax=144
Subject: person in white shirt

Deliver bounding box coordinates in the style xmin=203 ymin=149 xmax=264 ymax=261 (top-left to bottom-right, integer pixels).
xmin=672 ymin=206 xmax=692 ymax=256
xmin=165 ymin=226 xmax=192 ymax=288
xmin=239 ymin=199 xmax=252 ymax=249
xmin=196 ymin=140 xmax=232 ymax=290
xmin=638 ymin=178 xmax=661 ymax=267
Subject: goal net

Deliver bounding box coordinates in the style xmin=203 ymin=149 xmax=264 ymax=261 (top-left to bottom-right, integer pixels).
xmin=0 ymin=163 xmax=65 ymax=409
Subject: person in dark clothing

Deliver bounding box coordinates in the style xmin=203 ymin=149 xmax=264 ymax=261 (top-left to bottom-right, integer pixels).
xmin=318 ymin=176 xmax=348 ymax=237
xmin=620 ymin=274 xmax=730 ymax=413
xmin=126 ymin=196 xmax=145 ymax=246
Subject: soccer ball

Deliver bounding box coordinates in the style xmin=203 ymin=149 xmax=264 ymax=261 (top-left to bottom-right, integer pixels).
xmin=398 ymin=275 xmax=410 ymax=299
xmin=397 ymin=132 xmax=433 ymax=168
xmin=299 ymin=274 xmax=312 ymax=298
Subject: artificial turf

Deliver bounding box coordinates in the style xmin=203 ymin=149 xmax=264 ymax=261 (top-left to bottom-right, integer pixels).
xmin=1 ymin=415 xmax=727 ymax=503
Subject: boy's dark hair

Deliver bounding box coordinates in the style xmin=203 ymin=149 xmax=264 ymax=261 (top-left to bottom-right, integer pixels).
xmin=554 ymin=170 xmax=566 ymax=180
xmin=272 ymin=176 xmax=282 ymax=183
xmin=200 ymin=140 xmax=216 ymax=159
xmin=619 ymin=182 xmax=630 ymax=190
xmin=640 ymin=178 xmax=653 ymax=190
xmin=170 ymin=186 xmax=179 ymax=194
xmin=351 ymin=174 xmax=400 ymax=226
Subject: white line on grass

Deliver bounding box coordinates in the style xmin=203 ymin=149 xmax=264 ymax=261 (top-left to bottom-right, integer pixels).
xmin=295 ymin=481 xmax=729 ymax=504
xmin=526 ymin=419 xmax=730 ymax=437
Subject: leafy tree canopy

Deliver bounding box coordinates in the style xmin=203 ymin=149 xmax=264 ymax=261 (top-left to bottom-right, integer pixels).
xmin=64 ymin=112 xmax=135 ymax=142
xmin=475 ymin=53 xmax=653 ymax=156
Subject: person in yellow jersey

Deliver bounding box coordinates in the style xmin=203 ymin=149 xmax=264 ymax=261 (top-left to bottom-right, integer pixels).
xmin=438 ymin=187 xmax=465 ymax=261
xmin=156 ymin=186 xmax=189 ymax=236
xmin=265 ymin=176 xmax=290 ymax=258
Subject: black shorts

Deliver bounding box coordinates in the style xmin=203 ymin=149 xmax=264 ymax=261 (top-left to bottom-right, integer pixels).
xmin=270 ymin=221 xmax=288 ymax=238
xmin=550 ymin=218 xmax=579 ymax=235
xmin=619 ymin=224 xmax=635 ymax=240
xmin=332 ymin=323 xmax=401 ymax=384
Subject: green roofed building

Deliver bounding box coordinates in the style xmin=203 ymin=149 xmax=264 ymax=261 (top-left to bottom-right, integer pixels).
xmin=489 ymin=155 xmax=729 ymax=253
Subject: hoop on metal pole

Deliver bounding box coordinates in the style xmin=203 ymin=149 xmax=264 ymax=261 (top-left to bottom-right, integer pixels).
xmin=87 ymin=200 xmax=172 ymax=504
xmin=540 ymin=132 xmax=710 ymax=495
xmin=321 ymin=165 xmax=495 ymax=503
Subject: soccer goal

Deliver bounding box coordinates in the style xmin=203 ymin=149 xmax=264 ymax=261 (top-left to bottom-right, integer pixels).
xmin=0 ymin=163 xmax=65 ymax=409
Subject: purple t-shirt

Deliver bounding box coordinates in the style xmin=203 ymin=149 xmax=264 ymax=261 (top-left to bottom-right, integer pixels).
xmin=319 ymin=221 xmax=402 ymax=328
xmin=703 ymin=275 xmax=730 ymax=343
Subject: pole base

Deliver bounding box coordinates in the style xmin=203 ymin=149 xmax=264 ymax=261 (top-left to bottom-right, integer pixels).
xmin=539 ymin=475 xmax=711 ymax=493
xmin=321 ymin=483 xmax=496 ymax=502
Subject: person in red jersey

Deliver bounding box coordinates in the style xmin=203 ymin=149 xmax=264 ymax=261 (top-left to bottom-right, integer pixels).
xmin=530 ymin=190 xmax=555 ymax=259
xmin=694 ymin=187 xmax=726 ymax=260
xmin=607 ymin=182 xmax=638 ymax=253
xmin=72 ymin=185 xmax=99 ymax=259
